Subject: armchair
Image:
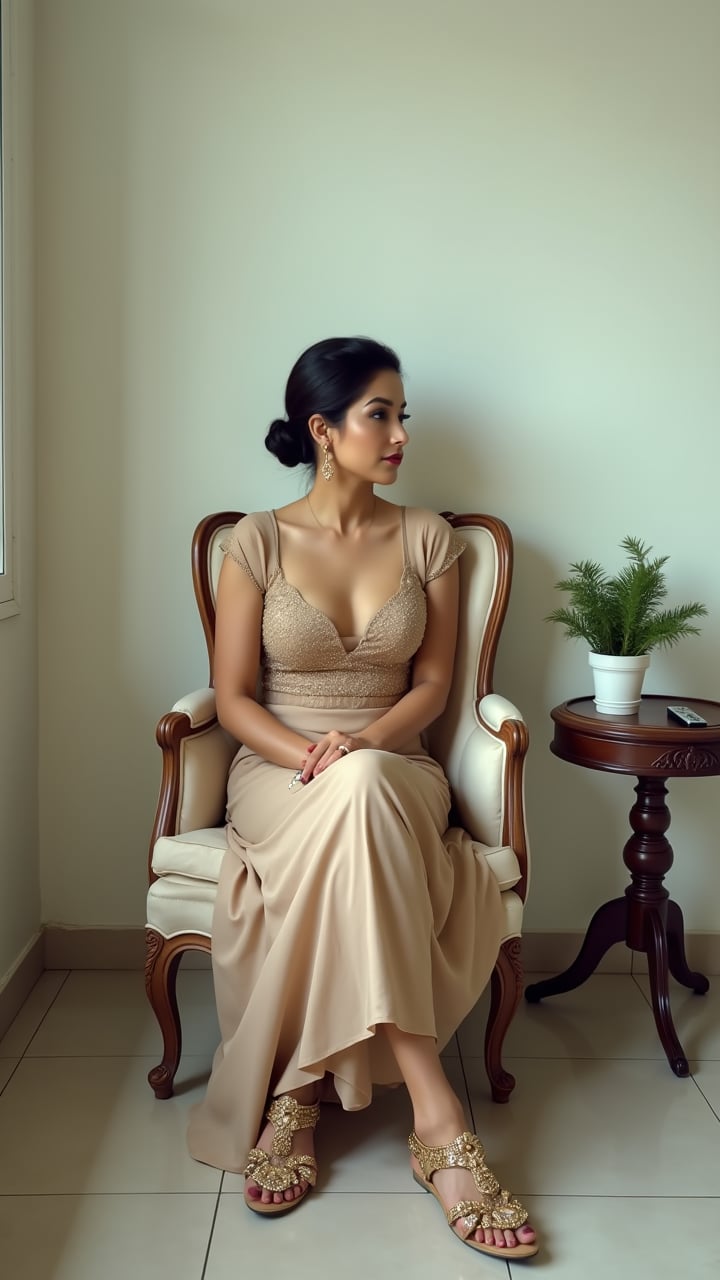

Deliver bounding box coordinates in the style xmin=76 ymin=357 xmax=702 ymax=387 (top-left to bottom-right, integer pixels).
xmin=146 ymin=511 xmax=530 ymax=1103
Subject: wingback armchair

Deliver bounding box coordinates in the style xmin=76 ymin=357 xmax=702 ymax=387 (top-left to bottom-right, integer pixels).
xmin=146 ymin=511 xmax=530 ymax=1103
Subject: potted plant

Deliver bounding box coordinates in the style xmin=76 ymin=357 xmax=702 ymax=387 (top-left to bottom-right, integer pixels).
xmin=546 ymin=536 xmax=708 ymax=714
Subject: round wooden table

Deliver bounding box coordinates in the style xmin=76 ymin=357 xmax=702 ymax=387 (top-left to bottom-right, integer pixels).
xmin=526 ymin=695 xmax=720 ymax=1075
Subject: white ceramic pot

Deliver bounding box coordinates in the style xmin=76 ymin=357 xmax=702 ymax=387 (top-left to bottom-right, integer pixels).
xmin=588 ymin=652 xmax=651 ymax=715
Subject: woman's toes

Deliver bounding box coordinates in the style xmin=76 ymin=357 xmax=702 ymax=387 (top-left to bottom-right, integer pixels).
xmin=246 ymin=1181 xmax=261 ymax=1201
xmin=503 ymin=1230 xmax=516 ymax=1248
xmin=283 ymin=1187 xmax=295 ymax=1202
xmin=493 ymin=1229 xmax=506 ymax=1247
xmin=517 ymin=1223 xmax=537 ymax=1244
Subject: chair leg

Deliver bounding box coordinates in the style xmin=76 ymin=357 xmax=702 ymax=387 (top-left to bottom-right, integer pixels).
xmin=144 ymin=928 xmax=195 ymax=1099
xmin=484 ymin=937 xmax=523 ymax=1103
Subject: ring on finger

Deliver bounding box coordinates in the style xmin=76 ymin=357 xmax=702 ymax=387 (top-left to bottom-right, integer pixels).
xmin=337 ymin=743 xmax=351 ymax=756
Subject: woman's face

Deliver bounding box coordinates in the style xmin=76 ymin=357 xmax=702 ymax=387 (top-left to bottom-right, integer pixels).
xmin=327 ymin=369 xmax=410 ymax=485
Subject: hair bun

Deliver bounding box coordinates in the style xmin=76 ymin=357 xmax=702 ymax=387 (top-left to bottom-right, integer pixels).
xmin=264 ymin=417 xmax=305 ymax=467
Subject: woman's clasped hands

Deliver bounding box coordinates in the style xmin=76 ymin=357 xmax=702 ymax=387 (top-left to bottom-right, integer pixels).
xmin=299 ymin=730 xmax=370 ymax=783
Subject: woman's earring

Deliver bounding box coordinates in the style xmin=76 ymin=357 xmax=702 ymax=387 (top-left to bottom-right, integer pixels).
xmin=321 ymin=442 xmax=334 ymax=481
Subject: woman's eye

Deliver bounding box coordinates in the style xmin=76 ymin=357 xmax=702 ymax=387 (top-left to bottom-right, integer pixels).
xmin=369 ymin=410 xmax=411 ymax=423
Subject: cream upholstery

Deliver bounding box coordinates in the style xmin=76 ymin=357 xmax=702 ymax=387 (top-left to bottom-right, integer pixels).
xmin=145 ymin=512 xmax=530 ymax=1102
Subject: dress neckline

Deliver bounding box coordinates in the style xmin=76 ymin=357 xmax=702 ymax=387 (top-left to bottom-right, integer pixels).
xmin=269 ymin=507 xmax=413 ymax=655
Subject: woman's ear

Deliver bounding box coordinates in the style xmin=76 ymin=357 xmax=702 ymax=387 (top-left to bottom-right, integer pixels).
xmin=308 ymin=413 xmax=329 ymax=447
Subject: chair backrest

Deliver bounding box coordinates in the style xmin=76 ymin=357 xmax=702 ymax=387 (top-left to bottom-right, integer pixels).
xmin=197 ymin=507 xmax=514 ymax=825
xmin=425 ymin=514 xmax=516 ymax=851
xmin=192 ymin=510 xmax=246 ymax=685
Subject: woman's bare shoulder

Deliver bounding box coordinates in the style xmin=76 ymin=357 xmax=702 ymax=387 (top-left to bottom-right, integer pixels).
xmin=273 ymin=498 xmax=310 ymax=528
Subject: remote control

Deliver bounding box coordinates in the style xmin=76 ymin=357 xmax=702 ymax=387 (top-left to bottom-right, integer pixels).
xmin=667 ymin=705 xmax=707 ymax=727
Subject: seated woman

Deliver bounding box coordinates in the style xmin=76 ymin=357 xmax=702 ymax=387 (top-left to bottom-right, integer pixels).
xmin=187 ymin=337 xmax=538 ymax=1261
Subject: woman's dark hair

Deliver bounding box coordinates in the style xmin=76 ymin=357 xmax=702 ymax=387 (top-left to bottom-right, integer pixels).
xmin=265 ymin=336 xmax=402 ymax=469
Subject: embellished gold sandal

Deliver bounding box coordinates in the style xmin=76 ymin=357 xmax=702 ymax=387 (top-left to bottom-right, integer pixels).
xmin=243 ymin=1095 xmax=320 ymax=1216
xmin=408 ymin=1130 xmax=538 ymax=1260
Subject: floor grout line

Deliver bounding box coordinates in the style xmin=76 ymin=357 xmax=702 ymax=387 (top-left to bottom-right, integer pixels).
xmin=200 ymin=1175 xmax=224 ymax=1280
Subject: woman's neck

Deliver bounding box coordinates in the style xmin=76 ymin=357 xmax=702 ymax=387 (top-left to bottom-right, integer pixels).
xmin=305 ymin=483 xmax=377 ymax=535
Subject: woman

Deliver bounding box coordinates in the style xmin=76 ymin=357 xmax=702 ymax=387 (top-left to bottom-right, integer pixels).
xmin=187 ymin=337 xmax=538 ymax=1260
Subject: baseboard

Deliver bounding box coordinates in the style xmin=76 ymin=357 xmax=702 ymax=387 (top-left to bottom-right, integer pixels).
xmin=0 ymin=932 xmax=45 ymax=1041
xmin=40 ymin=925 xmax=720 ymax=976
xmin=522 ymin=931 xmax=720 ymax=977
xmin=43 ymin=926 xmax=211 ymax=970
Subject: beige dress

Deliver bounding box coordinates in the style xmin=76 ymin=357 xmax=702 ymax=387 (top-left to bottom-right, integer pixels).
xmin=187 ymin=507 xmax=504 ymax=1173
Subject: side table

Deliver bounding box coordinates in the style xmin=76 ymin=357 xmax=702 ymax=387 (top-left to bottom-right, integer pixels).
xmin=526 ymin=695 xmax=720 ymax=1075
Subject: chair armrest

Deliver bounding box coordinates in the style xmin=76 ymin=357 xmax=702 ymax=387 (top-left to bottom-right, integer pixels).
xmin=448 ymin=694 xmax=530 ymax=902
xmin=170 ymin=687 xmax=220 ymax=727
xmin=477 ymin=693 xmax=525 ymax=733
xmin=148 ymin=688 xmax=238 ymax=881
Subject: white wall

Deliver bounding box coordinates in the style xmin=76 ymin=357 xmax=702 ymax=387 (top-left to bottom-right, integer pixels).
xmin=0 ymin=0 xmax=39 ymax=983
xmin=36 ymin=0 xmax=720 ymax=935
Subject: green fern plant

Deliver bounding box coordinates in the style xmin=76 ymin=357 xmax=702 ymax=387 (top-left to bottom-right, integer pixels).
xmin=546 ymin=536 xmax=708 ymax=656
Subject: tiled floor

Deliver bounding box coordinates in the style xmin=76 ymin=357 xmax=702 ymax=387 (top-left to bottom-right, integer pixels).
xmin=1 ymin=968 xmax=719 ymax=1278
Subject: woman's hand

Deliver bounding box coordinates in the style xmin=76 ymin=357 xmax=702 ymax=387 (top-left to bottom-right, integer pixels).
xmin=300 ymin=730 xmax=369 ymax=782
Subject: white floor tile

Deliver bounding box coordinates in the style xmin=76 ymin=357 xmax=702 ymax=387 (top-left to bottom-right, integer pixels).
xmin=692 ymin=1061 xmax=720 ymax=1116
xmin=0 ymin=1055 xmax=219 ymax=1194
xmin=463 ymin=1055 xmax=720 ymax=1197
xmin=0 ymin=1058 xmax=18 ymax=1091
xmin=634 ymin=973 xmax=720 ymax=1060
xmin=0 ymin=1193 xmax=218 ymax=1280
xmin=207 ymin=1190 xmax=508 ymax=1279
xmin=0 ymin=970 xmax=69 ymax=1056
xmin=25 ymin=969 xmax=220 ymax=1058
xmin=5 ymin=967 xmax=720 ymax=1279
xmin=459 ymin=973 xmax=669 ymax=1061
xmin=222 ymin=1057 xmax=470 ymax=1195
xmin=509 ymin=1195 xmax=720 ymax=1279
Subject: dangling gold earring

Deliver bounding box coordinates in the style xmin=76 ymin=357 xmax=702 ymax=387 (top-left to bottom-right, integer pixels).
xmin=321 ymin=442 xmax=334 ymax=481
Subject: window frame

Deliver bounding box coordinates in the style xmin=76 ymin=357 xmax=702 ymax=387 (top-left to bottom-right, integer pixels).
xmin=0 ymin=0 xmax=19 ymax=619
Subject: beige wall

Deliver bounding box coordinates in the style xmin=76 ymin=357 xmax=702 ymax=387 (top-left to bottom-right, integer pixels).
xmin=0 ymin=0 xmax=39 ymax=984
xmin=35 ymin=0 xmax=720 ymax=936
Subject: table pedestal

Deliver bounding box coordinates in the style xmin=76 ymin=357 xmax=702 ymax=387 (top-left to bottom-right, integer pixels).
xmin=526 ymin=774 xmax=709 ymax=1075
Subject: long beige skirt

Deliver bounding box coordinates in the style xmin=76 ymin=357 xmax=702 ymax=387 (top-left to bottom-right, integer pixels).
xmin=186 ymin=704 xmax=504 ymax=1173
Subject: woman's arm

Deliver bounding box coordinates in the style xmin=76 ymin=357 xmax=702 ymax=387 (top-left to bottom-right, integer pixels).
xmin=303 ymin=561 xmax=459 ymax=777
xmin=362 ymin=560 xmax=460 ymax=749
xmin=214 ymin=556 xmax=312 ymax=769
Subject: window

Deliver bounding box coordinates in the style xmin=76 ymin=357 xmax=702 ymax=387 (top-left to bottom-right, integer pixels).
xmin=0 ymin=0 xmax=17 ymax=617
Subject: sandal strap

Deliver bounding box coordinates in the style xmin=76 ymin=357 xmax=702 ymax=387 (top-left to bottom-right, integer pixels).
xmin=266 ymin=1096 xmax=321 ymax=1157
xmin=447 ymin=1193 xmax=530 ymax=1234
xmin=409 ymin=1129 xmax=530 ymax=1232
xmin=243 ymin=1147 xmax=318 ymax=1193
xmin=408 ymin=1130 xmax=500 ymax=1198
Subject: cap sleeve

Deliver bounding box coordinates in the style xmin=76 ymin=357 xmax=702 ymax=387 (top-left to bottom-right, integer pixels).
xmin=408 ymin=508 xmax=467 ymax=585
xmin=220 ymin=512 xmax=277 ymax=595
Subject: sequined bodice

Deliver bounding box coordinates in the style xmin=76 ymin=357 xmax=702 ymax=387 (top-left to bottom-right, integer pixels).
xmin=261 ymin=562 xmax=428 ymax=707
xmin=221 ymin=506 xmax=466 ymax=710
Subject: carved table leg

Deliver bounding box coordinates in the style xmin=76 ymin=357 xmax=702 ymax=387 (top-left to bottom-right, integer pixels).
xmin=622 ymin=776 xmax=697 ymax=1075
xmin=645 ymin=909 xmax=689 ymax=1076
xmin=666 ymin=900 xmax=710 ymax=995
xmin=525 ymin=897 xmax=627 ymax=1003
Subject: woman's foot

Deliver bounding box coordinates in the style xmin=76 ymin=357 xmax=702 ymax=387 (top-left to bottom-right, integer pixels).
xmin=244 ymin=1088 xmax=319 ymax=1208
xmin=411 ymin=1105 xmax=537 ymax=1252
